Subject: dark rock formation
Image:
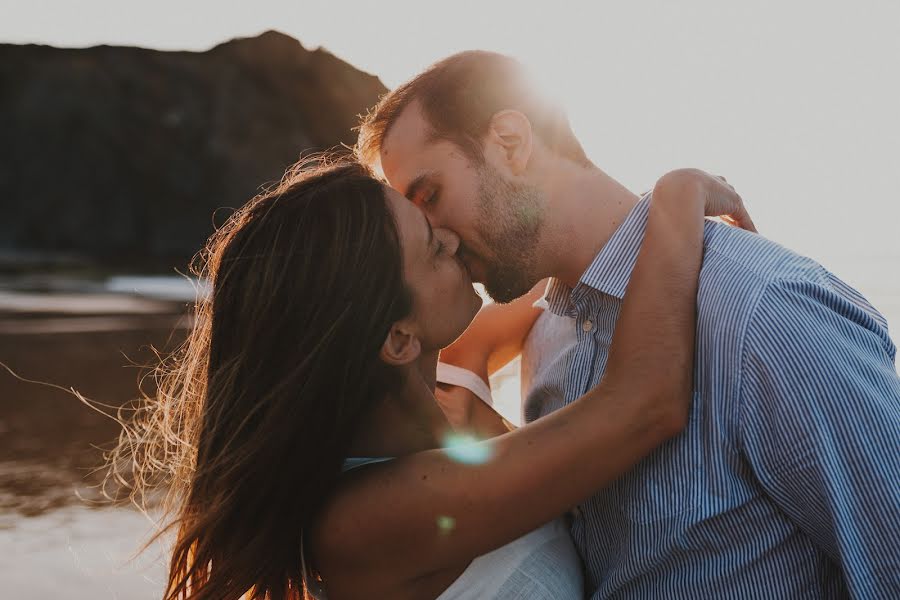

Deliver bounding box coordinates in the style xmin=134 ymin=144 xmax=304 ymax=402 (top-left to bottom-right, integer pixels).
xmin=0 ymin=30 xmax=387 ymax=269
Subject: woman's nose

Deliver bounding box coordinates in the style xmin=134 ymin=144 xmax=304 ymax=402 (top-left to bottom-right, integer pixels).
xmin=435 ymin=227 xmax=461 ymax=255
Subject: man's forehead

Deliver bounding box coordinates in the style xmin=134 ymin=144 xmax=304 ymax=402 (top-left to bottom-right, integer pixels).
xmin=380 ymin=102 xmax=433 ymax=184
xmin=382 ymin=101 xmax=431 ymax=156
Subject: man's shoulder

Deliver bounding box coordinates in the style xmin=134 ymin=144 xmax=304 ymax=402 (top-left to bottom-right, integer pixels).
xmin=700 ymin=221 xmax=827 ymax=288
xmin=694 ymin=222 xmax=833 ymax=341
xmin=697 ymin=222 xmax=893 ymax=357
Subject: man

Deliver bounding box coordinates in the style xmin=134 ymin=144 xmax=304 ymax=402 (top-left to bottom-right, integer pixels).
xmin=356 ymin=51 xmax=900 ymax=598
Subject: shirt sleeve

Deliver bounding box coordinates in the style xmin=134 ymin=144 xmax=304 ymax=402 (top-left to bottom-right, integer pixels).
xmin=738 ymin=277 xmax=900 ymax=599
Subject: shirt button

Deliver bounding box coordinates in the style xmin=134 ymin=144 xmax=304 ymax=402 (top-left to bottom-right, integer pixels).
xmin=582 ymin=319 xmax=594 ymax=332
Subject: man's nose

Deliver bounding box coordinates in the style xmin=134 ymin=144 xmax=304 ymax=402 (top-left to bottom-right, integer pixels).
xmin=435 ymin=227 xmax=461 ymax=255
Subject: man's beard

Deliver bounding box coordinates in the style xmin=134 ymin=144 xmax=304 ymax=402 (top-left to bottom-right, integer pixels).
xmin=474 ymin=165 xmax=545 ymax=304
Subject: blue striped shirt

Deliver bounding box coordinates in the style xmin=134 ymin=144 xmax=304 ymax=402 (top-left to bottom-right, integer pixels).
xmin=535 ymin=196 xmax=900 ymax=599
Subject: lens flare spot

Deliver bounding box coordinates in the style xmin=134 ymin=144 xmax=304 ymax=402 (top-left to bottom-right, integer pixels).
xmin=441 ymin=433 xmax=492 ymax=465
xmin=437 ymin=515 xmax=456 ymax=534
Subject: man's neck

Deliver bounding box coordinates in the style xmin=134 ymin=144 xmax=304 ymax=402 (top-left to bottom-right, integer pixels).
xmin=541 ymin=164 xmax=639 ymax=289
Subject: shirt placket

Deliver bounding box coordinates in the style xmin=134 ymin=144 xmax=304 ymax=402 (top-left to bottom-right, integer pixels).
xmin=568 ymin=293 xmax=600 ymax=404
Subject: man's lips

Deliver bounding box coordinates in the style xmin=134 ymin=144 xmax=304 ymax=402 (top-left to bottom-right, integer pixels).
xmin=461 ymin=255 xmax=481 ymax=283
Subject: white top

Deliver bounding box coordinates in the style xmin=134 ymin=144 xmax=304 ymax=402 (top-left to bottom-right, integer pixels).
xmin=434 ymin=517 xmax=583 ymax=599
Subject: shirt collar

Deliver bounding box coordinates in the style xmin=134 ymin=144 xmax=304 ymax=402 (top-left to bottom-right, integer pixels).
xmin=544 ymin=194 xmax=651 ymax=316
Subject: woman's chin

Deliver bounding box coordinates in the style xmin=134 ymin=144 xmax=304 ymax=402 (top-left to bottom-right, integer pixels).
xmin=444 ymin=297 xmax=482 ymax=348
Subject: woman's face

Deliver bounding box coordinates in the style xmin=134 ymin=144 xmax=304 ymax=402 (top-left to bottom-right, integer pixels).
xmin=384 ymin=185 xmax=483 ymax=351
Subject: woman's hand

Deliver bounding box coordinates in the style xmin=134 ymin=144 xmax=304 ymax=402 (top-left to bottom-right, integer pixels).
xmin=434 ymin=383 xmax=512 ymax=437
xmin=654 ymin=168 xmax=757 ymax=233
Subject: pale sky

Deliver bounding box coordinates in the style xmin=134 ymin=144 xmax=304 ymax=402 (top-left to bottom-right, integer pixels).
xmin=2 ymin=0 xmax=898 ymax=323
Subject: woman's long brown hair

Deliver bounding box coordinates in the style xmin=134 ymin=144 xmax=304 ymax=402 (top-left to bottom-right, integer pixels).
xmin=109 ymin=158 xmax=413 ymax=599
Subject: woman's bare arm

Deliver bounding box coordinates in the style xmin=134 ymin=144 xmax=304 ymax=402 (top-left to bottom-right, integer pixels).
xmin=318 ymin=170 xmax=750 ymax=585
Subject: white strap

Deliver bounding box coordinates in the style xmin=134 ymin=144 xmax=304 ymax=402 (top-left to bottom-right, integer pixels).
xmin=436 ymin=362 xmax=494 ymax=407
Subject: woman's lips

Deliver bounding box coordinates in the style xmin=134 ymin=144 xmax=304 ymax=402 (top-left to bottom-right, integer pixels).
xmin=456 ymin=246 xmax=476 ymax=281
xmin=455 ymin=254 xmax=473 ymax=280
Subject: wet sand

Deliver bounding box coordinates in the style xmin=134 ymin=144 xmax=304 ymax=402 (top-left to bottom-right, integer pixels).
xmin=0 ymin=288 xmax=188 ymax=598
xmin=0 ymin=312 xmax=189 ymax=517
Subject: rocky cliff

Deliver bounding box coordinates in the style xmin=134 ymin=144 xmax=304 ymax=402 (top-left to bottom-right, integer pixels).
xmin=0 ymin=31 xmax=387 ymax=269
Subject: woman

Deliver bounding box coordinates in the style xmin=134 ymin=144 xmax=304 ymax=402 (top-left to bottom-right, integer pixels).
xmin=120 ymin=158 xmax=753 ymax=599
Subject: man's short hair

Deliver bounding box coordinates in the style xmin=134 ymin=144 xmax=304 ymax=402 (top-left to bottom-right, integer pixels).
xmin=355 ymin=50 xmax=591 ymax=169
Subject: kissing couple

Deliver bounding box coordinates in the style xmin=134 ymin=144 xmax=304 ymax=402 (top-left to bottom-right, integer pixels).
xmin=131 ymin=51 xmax=900 ymax=600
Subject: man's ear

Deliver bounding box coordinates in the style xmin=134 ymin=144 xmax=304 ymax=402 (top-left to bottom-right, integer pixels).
xmin=486 ymin=110 xmax=533 ymax=176
xmin=380 ymin=320 xmax=422 ymax=366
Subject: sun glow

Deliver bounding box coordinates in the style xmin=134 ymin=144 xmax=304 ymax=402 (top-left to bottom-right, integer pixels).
xmin=442 ymin=432 xmax=493 ymax=465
